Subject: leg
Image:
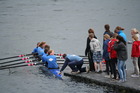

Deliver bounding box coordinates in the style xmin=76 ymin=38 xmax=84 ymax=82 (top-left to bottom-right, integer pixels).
xmin=99 ymin=62 xmax=102 ymax=71
xmin=88 ymin=51 xmax=94 ymax=71
xmin=132 ymin=57 xmax=137 ymax=74
xmin=133 ymin=57 xmax=139 ymax=75
xmin=121 ymin=61 xmax=126 ymax=81
xmin=138 ymin=57 xmax=140 ymax=71
xmin=77 ymin=60 xmax=86 ymax=72
xmin=94 ymin=62 xmax=97 ymax=72
xmin=106 ymin=60 xmax=109 ymax=75
xmin=68 ymin=61 xmax=78 ymax=72
xmin=117 ymin=60 xmax=123 ymax=81
xmin=112 ymin=58 xmax=117 ymax=79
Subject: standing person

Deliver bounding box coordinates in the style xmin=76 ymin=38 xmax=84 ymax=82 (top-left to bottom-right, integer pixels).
xmin=131 ymin=35 xmax=140 ymax=77
xmin=108 ymin=33 xmax=118 ymax=79
xmin=89 ymin=33 xmax=102 ymax=73
xmin=59 ymin=54 xmax=89 ymax=74
xmin=103 ymin=34 xmax=112 ymax=77
xmin=103 ymin=24 xmax=113 ymax=38
xmin=129 ymin=28 xmax=140 ymax=71
xmin=115 ymin=26 xmax=127 ymax=42
xmin=85 ymin=28 xmax=97 ymax=71
xmin=114 ymin=35 xmax=128 ymax=82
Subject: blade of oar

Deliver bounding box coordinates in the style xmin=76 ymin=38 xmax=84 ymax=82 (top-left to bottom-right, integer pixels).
xmin=0 ymin=53 xmax=37 ymax=61
xmin=0 ymin=62 xmax=43 ymax=70
xmin=0 ymin=60 xmax=36 ymax=68
xmin=0 ymin=56 xmax=34 ymax=65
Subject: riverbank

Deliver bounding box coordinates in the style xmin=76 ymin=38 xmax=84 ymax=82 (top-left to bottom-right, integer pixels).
xmin=64 ymin=71 xmax=140 ymax=93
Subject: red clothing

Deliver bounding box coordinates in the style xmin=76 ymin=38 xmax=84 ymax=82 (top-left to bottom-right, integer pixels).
xmin=131 ymin=41 xmax=140 ymax=57
xmin=108 ymin=39 xmax=117 ymax=59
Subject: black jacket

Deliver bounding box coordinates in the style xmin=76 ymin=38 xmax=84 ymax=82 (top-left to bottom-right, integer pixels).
xmin=85 ymin=36 xmax=97 ymax=56
xmin=114 ymin=41 xmax=128 ymax=61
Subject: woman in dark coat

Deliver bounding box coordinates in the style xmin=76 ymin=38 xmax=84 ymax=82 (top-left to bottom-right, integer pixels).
xmin=85 ymin=28 xmax=97 ymax=71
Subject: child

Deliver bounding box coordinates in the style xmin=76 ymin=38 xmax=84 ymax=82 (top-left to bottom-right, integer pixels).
xmin=89 ymin=33 xmax=102 ymax=72
xmin=131 ymin=35 xmax=140 ymax=77
xmin=114 ymin=35 xmax=128 ymax=82
xmin=103 ymin=34 xmax=111 ymax=78
xmin=108 ymin=33 xmax=118 ymax=79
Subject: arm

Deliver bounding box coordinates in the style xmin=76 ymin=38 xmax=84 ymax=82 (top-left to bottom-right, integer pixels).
xmin=90 ymin=41 xmax=94 ymax=52
xmin=60 ymin=58 xmax=69 ymax=72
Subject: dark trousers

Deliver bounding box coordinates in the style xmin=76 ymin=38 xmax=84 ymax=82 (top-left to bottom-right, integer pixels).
xmin=88 ymin=51 xmax=95 ymax=71
xmin=138 ymin=57 xmax=140 ymax=71
xmin=105 ymin=59 xmax=112 ymax=75
xmin=110 ymin=58 xmax=117 ymax=79
xmin=68 ymin=59 xmax=86 ymax=72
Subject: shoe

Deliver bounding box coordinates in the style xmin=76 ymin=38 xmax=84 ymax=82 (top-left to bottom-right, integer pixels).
xmin=118 ymin=80 xmax=124 ymax=83
xmin=104 ymin=75 xmax=110 ymax=78
xmin=99 ymin=70 xmax=103 ymax=73
xmin=71 ymin=71 xmax=80 ymax=74
xmin=131 ymin=74 xmax=139 ymax=78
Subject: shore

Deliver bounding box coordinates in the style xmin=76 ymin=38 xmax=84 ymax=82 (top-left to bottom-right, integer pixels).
xmin=64 ymin=70 xmax=140 ymax=93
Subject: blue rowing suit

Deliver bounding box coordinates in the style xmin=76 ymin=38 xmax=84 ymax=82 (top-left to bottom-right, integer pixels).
xmin=37 ymin=47 xmax=45 ymax=58
xmin=45 ymin=55 xmax=59 ymax=69
xmin=60 ymin=55 xmax=85 ymax=72
xmin=32 ymin=47 xmax=38 ymax=54
xmin=41 ymin=53 xmax=48 ymax=63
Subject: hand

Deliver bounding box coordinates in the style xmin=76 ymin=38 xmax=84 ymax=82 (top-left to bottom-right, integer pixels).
xmin=59 ymin=72 xmax=62 ymax=75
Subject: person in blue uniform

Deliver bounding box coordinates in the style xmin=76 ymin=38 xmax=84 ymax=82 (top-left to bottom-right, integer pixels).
xmin=44 ymin=50 xmax=59 ymax=69
xmin=37 ymin=42 xmax=46 ymax=59
xmin=59 ymin=54 xmax=89 ymax=74
xmin=32 ymin=42 xmax=40 ymax=54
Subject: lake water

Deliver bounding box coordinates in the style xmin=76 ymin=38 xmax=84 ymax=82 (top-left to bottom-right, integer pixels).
xmin=0 ymin=0 xmax=140 ymax=93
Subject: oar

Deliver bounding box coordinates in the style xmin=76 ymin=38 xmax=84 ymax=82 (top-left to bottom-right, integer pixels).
xmin=0 ymin=62 xmax=43 ymax=70
xmin=0 ymin=53 xmax=37 ymax=61
xmin=0 ymin=56 xmax=34 ymax=65
xmin=55 ymin=54 xmax=88 ymax=59
xmin=0 ymin=59 xmax=36 ymax=68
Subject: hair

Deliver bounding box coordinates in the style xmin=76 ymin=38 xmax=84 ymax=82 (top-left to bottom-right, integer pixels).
xmin=48 ymin=50 xmax=54 ymax=55
xmin=62 ymin=54 xmax=67 ymax=59
xmin=44 ymin=48 xmax=50 ymax=54
xmin=131 ymin=28 xmax=139 ymax=34
xmin=132 ymin=35 xmax=138 ymax=41
xmin=115 ymin=26 xmax=125 ymax=31
xmin=104 ymin=34 xmax=110 ymax=39
xmin=88 ymin=33 xmax=94 ymax=39
xmin=112 ymin=33 xmax=118 ymax=38
xmin=37 ymin=42 xmax=40 ymax=47
xmin=45 ymin=45 xmax=50 ymax=50
xmin=39 ymin=42 xmax=46 ymax=47
xmin=104 ymin=24 xmax=110 ymax=31
xmin=88 ymin=28 xmax=95 ymax=34
xmin=116 ymin=35 xmax=126 ymax=45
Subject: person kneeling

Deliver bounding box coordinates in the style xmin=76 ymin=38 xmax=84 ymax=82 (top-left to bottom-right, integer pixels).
xmin=59 ymin=54 xmax=89 ymax=74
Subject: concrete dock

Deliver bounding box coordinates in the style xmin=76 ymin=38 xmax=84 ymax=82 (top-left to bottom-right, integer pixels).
xmin=64 ymin=71 xmax=140 ymax=93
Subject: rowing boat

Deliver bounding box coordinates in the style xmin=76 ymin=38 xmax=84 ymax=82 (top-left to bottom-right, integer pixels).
xmin=39 ymin=66 xmax=62 ymax=80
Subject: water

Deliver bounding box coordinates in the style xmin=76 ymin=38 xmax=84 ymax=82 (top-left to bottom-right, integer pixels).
xmin=0 ymin=0 xmax=140 ymax=93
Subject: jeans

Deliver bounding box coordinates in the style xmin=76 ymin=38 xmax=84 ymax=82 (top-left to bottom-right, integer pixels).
xmin=68 ymin=59 xmax=86 ymax=72
xmin=117 ymin=59 xmax=126 ymax=81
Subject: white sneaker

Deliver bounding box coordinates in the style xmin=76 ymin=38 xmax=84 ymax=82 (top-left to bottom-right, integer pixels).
xmin=131 ymin=74 xmax=139 ymax=78
xmin=104 ymin=75 xmax=110 ymax=78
